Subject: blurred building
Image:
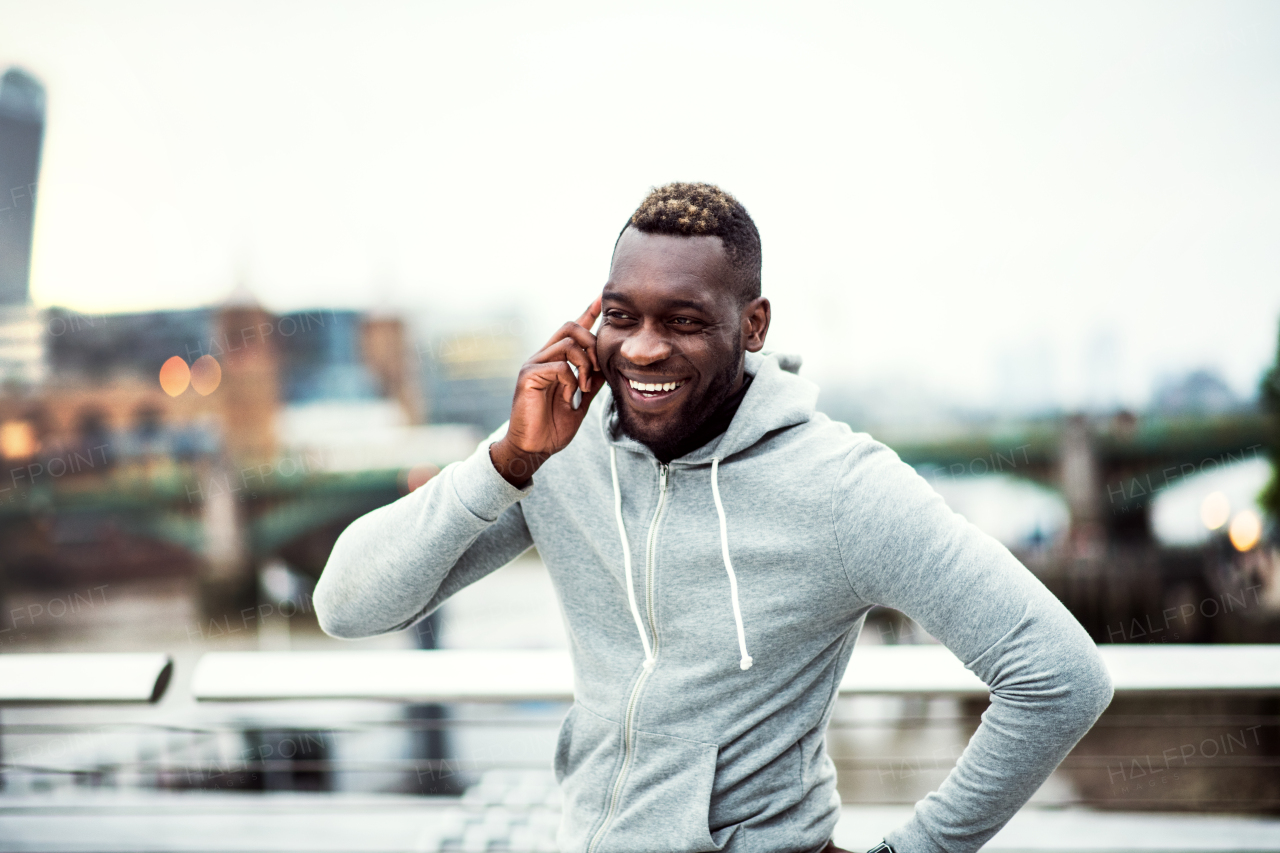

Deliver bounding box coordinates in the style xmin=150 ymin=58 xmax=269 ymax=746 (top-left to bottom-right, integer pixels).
xmin=277 ymin=310 xmax=380 ymax=403
xmin=422 ymin=318 xmax=524 ymax=433
xmin=0 ymin=67 xmax=41 ymax=306
xmin=1152 ymin=368 xmax=1240 ymax=416
xmin=0 ymin=67 xmax=46 ymax=387
xmin=0 ymin=299 xmax=427 ymax=474
xmin=0 ymin=294 xmax=449 ymax=608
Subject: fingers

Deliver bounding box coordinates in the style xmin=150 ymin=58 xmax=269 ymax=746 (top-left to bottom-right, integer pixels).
xmin=521 ymin=360 xmax=583 ymax=406
xmin=570 ymin=368 xmax=607 ymax=406
xmin=576 ymin=295 xmax=602 ymax=331
xmin=579 ymin=370 xmax=605 ymax=404
xmin=539 ymin=297 xmax=602 ymax=371
xmin=531 ymin=337 xmax=597 ymax=391
xmin=522 ymin=360 xmax=605 ymax=408
xmin=560 ymin=323 xmax=599 ymax=372
xmin=540 ymin=321 xmax=600 ymax=371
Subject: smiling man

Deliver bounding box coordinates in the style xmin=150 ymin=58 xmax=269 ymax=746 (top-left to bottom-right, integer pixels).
xmin=315 ymin=183 xmax=1112 ymax=853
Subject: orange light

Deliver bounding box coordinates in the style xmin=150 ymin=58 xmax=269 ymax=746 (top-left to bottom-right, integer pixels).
xmin=406 ymin=465 xmax=441 ymax=493
xmin=1228 ymin=510 xmax=1262 ymax=552
xmin=190 ymin=355 xmax=222 ymax=396
xmin=0 ymin=420 xmax=39 ymax=458
xmin=159 ymin=356 xmax=190 ymax=396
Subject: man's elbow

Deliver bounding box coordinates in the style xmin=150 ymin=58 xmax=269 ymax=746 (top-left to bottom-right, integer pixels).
xmin=312 ymin=576 xmax=367 ymax=640
xmin=1068 ymin=641 xmax=1115 ymax=731
xmin=315 ymin=608 xmax=359 ymax=640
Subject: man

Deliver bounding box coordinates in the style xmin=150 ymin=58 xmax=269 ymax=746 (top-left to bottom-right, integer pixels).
xmin=314 ymin=182 xmax=1113 ymax=853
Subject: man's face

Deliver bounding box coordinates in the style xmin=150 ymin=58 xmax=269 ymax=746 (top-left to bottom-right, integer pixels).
xmin=597 ymin=228 xmax=769 ymax=458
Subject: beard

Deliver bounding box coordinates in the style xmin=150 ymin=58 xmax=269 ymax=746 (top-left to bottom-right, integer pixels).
xmin=609 ymin=348 xmax=742 ymax=462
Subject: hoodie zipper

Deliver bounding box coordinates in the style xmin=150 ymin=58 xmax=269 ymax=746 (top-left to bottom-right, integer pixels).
xmin=588 ymin=462 xmax=668 ymax=853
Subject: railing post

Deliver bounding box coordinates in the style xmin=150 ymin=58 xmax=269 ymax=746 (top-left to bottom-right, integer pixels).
xmin=409 ymin=610 xmax=462 ymax=795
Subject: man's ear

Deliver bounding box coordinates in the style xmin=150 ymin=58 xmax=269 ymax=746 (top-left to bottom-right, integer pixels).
xmin=742 ymin=297 xmax=771 ymax=353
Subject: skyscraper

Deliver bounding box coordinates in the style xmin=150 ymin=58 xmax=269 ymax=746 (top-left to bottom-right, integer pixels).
xmin=0 ymin=68 xmax=45 ymax=384
xmin=0 ymin=67 xmax=44 ymax=306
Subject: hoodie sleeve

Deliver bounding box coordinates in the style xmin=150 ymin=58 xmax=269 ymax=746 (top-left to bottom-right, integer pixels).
xmin=313 ymin=428 xmax=535 ymax=640
xmin=831 ymin=439 xmax=1113 ymax=853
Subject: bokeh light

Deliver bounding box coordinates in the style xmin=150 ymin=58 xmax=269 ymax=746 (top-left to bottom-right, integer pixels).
xmin=190 ymin=354 xmax=222 ymax=396
xmin=0 ymin=420 xmax=40 ymax=458
xmin=1228 ymin=510 xmax=1262 ymax=552
xmin=1199 ymin=491 xmax=1231 ymax=530
xmin=406 ymin=465 xmax=441 ymax=493
xmin=158 ymin=356 xmax=190 ymax=396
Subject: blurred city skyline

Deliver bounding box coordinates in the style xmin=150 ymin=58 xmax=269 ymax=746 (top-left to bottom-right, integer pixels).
xmin=1 ymin=0 xmax=1278 ymax=415
xmin=3 ymin=5 xmax=1280 ymax=827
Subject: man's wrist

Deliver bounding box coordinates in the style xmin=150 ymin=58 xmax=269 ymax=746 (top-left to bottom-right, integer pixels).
xmin=488 ymin=438 xmax=547 ymax=488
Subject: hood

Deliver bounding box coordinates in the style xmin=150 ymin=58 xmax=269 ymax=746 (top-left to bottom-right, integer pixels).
xmin=597 ymin=350 xmax=819 ymax=465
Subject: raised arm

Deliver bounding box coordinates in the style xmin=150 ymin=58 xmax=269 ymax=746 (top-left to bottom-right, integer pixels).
xmin=313 ymin=297 xmax=607 ymax=639
xmin=832 ymin=439 xmax=1113 ymax=853
xmin=313 ymin=428 xmax=535 ymax=638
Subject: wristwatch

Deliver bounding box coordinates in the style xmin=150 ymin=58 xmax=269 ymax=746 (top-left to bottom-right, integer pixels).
xmin=866 ymin=842 xmax=895 ymax=853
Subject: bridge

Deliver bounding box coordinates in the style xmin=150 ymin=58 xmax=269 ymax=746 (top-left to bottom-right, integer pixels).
xmin=888 ymin=410 xmax=1276 ymax=643
xmin=889 ymin=411 xmax=1271 ymax=538
xmin=0 ymin=410 xmax=1273 ymax=643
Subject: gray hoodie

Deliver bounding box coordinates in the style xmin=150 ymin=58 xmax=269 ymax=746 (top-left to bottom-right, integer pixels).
xmin=314 ymin=350 xmax=1113 ymax=853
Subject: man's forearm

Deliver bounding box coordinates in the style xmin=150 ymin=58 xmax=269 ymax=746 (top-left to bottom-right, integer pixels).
xmin=833 ymin=442 xmax=1114 ymax=853
xmin=885 ymin=594 xmax=1113 ymax=853
xmin=314 ymin=436 xmax=533 ymax=639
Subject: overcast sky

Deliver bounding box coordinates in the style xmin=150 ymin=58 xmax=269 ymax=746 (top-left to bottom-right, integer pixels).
xmin=2 ymin=0 xmax=1278 ymax=412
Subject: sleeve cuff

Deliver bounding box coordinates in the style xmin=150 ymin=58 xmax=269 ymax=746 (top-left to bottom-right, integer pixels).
xmin=450 ymin=439 xmax=534 ymax=522
xmin=885 ymin=820 xmax=946 ymax=853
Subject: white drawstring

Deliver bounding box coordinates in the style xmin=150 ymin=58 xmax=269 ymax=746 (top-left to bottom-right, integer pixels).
xmin=711 ymin=457 xmax=753 ymax=670
xmin=610 ymin=446 xmax=655 ymax=670
xmin=609 ymin=444 xmax=752 ymax=673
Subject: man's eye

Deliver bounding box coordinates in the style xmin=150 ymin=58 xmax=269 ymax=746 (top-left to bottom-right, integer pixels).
xmin=604 ymin=311 xmax=635 ymax=324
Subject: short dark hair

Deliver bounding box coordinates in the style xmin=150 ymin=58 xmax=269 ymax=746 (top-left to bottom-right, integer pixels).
xmin=621 ymin=182 xmax=762 ymax=304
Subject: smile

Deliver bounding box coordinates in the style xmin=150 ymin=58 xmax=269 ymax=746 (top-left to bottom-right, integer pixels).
xmin=626 ymin=378 xmax=686 ymax=400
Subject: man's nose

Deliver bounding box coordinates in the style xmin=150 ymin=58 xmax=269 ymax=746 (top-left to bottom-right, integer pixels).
xmin=619 ymin=322 xmax=672 ymax=366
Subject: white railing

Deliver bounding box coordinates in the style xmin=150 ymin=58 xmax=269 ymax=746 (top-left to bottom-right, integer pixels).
xmin=0 ymin=653 xmax=173 ymax=705
xmin=185 ymin=644 xmax=1280 ymax=702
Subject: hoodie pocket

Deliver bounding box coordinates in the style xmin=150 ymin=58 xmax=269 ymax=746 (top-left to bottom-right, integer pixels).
xmin=598 ymin=727 xmax=720 ymax=853
xmin=554 ymin=703 xmax=617 ymax=784
xmin=555 ymin=704 xmax=624 ymax=853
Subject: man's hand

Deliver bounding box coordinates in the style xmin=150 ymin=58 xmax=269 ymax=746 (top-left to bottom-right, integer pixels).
xmin=489 ymin=297 xmax=604 ymax=487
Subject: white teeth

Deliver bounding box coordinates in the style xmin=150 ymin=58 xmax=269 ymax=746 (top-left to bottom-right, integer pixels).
xmin=628 ymin=379 xmax=684 ymax=393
